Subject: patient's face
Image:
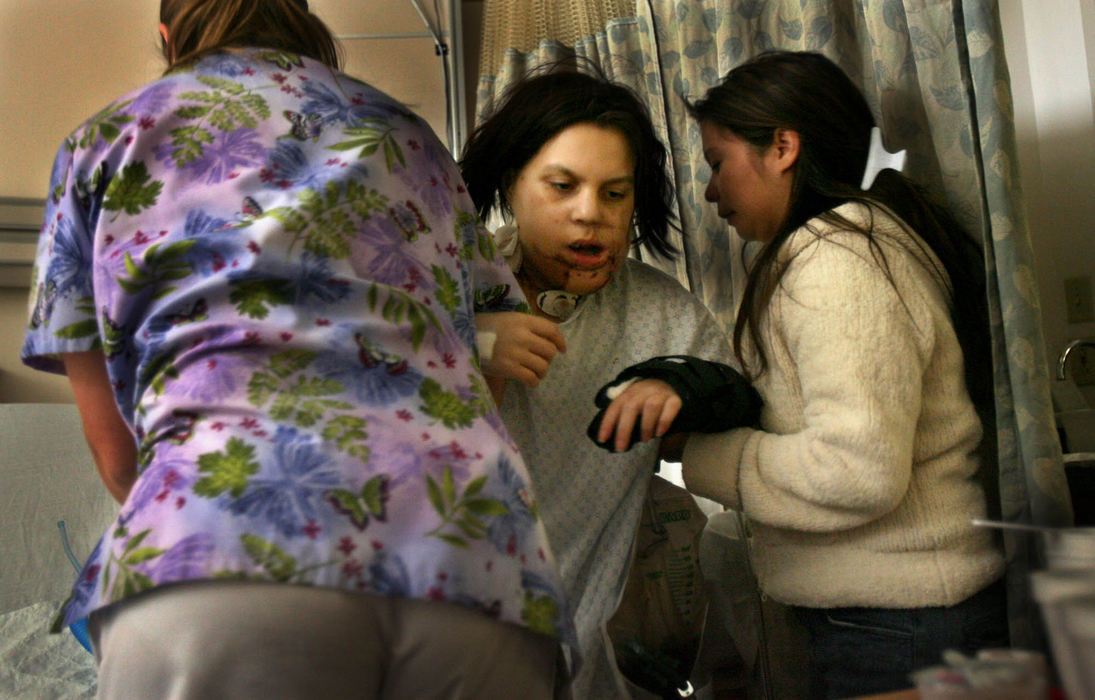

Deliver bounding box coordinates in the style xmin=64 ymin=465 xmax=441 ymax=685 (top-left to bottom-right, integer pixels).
xmin=507 ymin=122 xmax=636 ymax=298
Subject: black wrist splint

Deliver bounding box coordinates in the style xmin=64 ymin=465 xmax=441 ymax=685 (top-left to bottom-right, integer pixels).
xmin=586 ymin=355 xmax=762 ymax=452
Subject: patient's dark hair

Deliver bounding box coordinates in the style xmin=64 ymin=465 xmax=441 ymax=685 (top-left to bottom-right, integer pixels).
xmin=159 ymin=0 xmax=340 ymax=72
xmin=460 ymin=66 xmax=679 ymax=260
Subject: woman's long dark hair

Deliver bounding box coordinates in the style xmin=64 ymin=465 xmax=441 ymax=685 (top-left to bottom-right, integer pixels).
xmin=688 ymin=51 xmax=990 ymax=408
xmin=460 ymin=66 xmax=679 ymax=260
xmin=159 ymin=0 xmax=340 ymax=72
xmin=688 ymin=51 xmax=996 ymax=510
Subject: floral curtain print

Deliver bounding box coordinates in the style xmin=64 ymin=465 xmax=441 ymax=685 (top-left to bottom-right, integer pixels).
xmin=476 ymin=0 xmax=1073 ymax=648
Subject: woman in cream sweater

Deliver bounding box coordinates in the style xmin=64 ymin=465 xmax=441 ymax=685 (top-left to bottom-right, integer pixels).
xmin=681 ymin=51 xmax=1007 ymax=699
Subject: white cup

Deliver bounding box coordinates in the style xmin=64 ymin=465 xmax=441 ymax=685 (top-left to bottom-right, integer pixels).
xmin=1030 ymin=569 xmax=1095 ymax=699
xmin=911 ymin=660 xmax=1045 ymax=700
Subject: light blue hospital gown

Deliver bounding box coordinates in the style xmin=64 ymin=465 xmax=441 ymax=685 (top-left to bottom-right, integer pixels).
xmin=20 ymin=48 xmax=576 ymax=659
xmin=498 ymin=257 xmax=732 ymax=697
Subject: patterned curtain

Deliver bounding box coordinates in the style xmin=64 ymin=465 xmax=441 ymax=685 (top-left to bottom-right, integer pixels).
xmin=475 ymin=0 xmax=1073 ymax=649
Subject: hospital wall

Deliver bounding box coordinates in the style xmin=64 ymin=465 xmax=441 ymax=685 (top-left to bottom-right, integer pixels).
xmin=2 ymin=0 xmax=1093 ymax=405
xmin=1001 ymin=0 xmax=1095 ymax=405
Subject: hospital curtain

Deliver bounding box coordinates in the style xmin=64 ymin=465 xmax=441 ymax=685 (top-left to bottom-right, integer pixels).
xmin=475 ymin=0 xmax=1073 ymax=649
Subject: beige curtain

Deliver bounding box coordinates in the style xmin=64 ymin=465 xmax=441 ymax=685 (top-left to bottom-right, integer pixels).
xmin=479 ymin=0 xmax=637 ymax=78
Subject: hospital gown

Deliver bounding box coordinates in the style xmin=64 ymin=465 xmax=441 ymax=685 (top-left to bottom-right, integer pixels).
xmin=499 ymin=258 xmax=731 ymax=697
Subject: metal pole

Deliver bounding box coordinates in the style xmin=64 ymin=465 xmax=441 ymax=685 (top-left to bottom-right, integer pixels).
xmin=446 ymin=0 xmax=467 ymax=156
xmin=409 ymin=0 xmax=463 ymax=154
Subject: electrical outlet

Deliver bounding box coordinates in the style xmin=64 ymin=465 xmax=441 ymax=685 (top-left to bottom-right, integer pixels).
xmin=1071 ymin=345 xmax=1095 ymax=386
xmin=1065 ymin=275 xmax=1095 ymax=323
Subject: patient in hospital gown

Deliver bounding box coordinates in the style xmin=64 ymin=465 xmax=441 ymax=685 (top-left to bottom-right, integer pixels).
xmin=461 ymin=69 xmax=732 ymax=697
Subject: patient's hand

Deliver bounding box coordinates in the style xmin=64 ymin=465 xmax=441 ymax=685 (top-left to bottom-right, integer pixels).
xmin=475 ymin=312 xmax=566 ymax=388
xmin=594 ymin=379 xmax=682 ymax=452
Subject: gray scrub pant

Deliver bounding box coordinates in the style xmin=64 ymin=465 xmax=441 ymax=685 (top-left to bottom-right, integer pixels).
xmin=89 ymin=581 xmax=566 ymax=699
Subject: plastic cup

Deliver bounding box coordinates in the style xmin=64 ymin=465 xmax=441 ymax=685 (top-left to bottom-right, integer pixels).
xmin=975 ymin=649 xmax=1047 ymax=687
xmin=1030 ymin=569 xmax=1095 ymax=700
xmin=911 ymin=660 xmax=1045 ymax=699
xmin=1043 ymin=528 xmax=1095 ymax=570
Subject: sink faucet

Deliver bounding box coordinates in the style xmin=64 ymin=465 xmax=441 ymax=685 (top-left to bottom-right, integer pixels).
xmin=1057 ymin=339 xmax=1095 ymax=380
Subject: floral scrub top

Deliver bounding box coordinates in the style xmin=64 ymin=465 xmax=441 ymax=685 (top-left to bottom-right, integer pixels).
xmin=21 ymin=49 xmax=576 ymax=656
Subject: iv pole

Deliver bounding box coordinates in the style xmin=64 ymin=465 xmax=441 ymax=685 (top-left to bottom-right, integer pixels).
xmin=409 ymin=0 xmax=466 ymax=156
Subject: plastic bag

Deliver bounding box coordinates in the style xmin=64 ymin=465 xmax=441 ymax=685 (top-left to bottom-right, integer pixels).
xmin=608 ymin=475 xmax=709 ymax=698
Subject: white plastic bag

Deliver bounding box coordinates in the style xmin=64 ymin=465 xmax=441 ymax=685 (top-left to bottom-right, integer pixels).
xmin=607 ymin=475 xmax=711 ymax=698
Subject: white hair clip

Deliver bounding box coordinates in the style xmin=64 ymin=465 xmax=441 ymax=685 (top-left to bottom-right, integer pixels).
xmin=860 ymin=126 xmax=907 ymax=190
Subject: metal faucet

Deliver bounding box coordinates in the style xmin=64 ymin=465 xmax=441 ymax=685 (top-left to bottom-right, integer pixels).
xmin=1057 ymin=339 xmax=1095 ymax=380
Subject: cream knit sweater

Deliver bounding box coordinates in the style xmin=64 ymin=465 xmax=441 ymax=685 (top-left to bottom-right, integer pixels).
xmin=683 ymin=203 xmax=1004 ymax=608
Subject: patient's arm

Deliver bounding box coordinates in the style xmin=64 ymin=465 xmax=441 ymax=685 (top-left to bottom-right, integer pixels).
xmin=475 ymin=311 xmax=567 ymax=389
xmin=587 ymin=355 xmax=763 ymax=453
xmin=62 ymin=350 xmax=137 ymax=504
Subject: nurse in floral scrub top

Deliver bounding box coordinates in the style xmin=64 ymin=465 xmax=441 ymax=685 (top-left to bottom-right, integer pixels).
xmin=20 ymin=1 xmax=575 ymax=697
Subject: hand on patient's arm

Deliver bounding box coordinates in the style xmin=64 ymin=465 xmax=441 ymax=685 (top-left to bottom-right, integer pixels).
xmin=62 ymin=351 xmax=138 ymax=504
xmin=595 ymin=379 xmax=682 ymax=453
xmin=475 ymin=312 xmax=566 ymax=388
xmin=587 ymin=355 xmax=762 ymax=453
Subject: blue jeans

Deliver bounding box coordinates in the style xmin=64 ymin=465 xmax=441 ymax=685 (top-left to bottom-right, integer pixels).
xmin=794 ymin=578 xmax=1009 ymax=699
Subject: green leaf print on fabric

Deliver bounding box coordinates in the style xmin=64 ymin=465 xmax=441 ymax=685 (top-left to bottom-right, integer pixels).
xmin=364 ymin=284 xmax=442 ymax=352
xmin=521 ymin=590 xmax=561 ymax=637
xmin=161 ymin=413 xmax=197 ymax=443
xmin=322 ymin=415 xmax=371 ymax=462
xmin=229 ymin=279 xmax=293 ymax=319
xmin=269 ymin=377 xmax=352 ymax=426
xmin=241 ymin=534 xmax=299 ymax=582
xmin=269 ymin=349 xmax=315 ymax=376
xmin=431 ymin=265 xmax=460 ymax=313
xmin=466 ymin=372 xmax=495 ymax=417
xmin=135 ymin=414 xmax=199 ymax=469
xmin=116 ymin=239 xmax=198 ymax=299
xmin=103 ymin=162 xmax=164 ymax=220
xmin=73 ymin=163 xmax=108 ymax=214
xmin=248 ymin=180 xmax=388 ymax=259
xmin=106 ymin=529 xmax=165 ymax=600
xmin=257 ymin=50 xmax=305 ymax=71
xmin=246 ymin=351 xmax=369 ymax=456
xmin=325 ymin=474 xmax=390 ymax=530
xmin=247 ymin=350 xmax=352 ymax=427
xmin=52 ymin=319 xmax=100 ymax=339
xmin=425 ymin=466 xmax=508 ymax=548
xmin=169 ymin=75 xmax=271 ymax=166
xmin=168 ymin=124 xmax=214 ymax=165
xmin=328 ymin=119 xmax=406 ymax=172
xmin=418 ymin=378 xmax=476 ymax=430
xmin=194 ymin=437 xmax=261 ymax=499
xmin=100 ymin=310 xmax=125 ymax=359
xmin=77 ymin=99 xmax=135 ymax=150
xmin=473 ymin=284 xmax=510 ymax=311
xmin=457 ymin=210 xmax=497 ymax=263
xmin=142 ymin=353 xmax=180 ymax=397
xmin=477 ymin=230 xmax=496 ymax=261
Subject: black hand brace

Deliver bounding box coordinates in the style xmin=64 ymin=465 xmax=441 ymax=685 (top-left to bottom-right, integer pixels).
xmin=586 ymin=355 xmax=762 ymax=452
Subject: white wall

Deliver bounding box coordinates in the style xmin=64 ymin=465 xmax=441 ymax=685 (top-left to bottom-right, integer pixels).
xmin=1000 ymin=0 xmax=1095 ymax=400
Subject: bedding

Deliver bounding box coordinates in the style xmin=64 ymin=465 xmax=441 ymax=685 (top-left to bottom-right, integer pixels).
xmin=1 ymin=403 xmax=115 ymax=698
xmin=0 ymin=601 xmax=96 ymax=698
